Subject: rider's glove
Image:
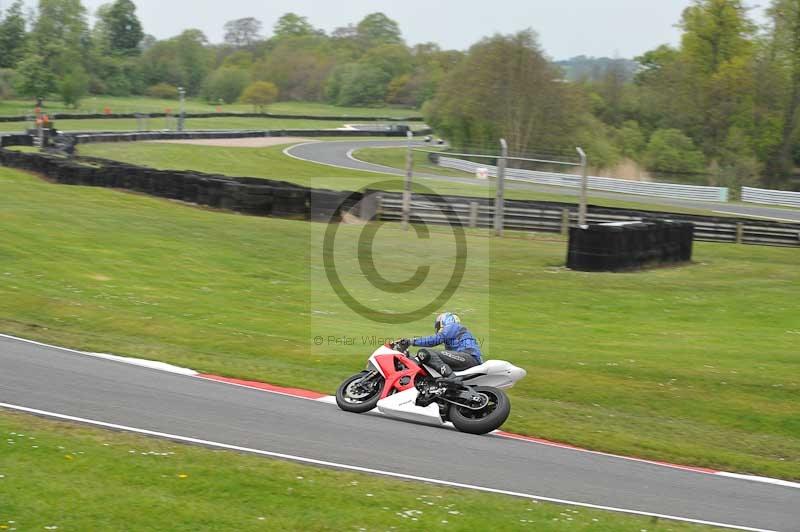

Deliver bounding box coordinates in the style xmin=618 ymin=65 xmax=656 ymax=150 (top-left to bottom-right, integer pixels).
xmin=396 ymin=338 xmax=412 ymax=351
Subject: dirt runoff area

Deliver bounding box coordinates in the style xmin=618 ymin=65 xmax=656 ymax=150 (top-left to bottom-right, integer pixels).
xmin=150 ymin=137 xmax=311 ymax=148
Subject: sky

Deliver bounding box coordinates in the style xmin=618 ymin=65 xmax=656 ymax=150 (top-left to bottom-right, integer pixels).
xmin=10 ymin=0 xmax=769 ymax=60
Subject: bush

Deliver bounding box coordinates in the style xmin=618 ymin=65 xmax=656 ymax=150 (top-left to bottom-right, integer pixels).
xmin=201 ymin=67 xmax=250 ymax=104
xmin=240 ymin=81 xmax=279 ymax=112
xmin=60 ymin=67 xmax=90 ymax=109
xmin=644 ymin=129 xmax=706 ymax=174
xmin=146 ymin=83 xmax=179 ymax=99
xmin=326 ymin=63 xmax=390 ymax=106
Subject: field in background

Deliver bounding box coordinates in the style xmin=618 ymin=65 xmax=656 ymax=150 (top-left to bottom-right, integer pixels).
xmin=0 ymin=411 xmax=709 ymax=531
xmin=0 ymin=97 xmax=421 ymax=118
xmin=79 ymin=141 xmax=723 ymax=216
xmin=0 ymin=164 xmax=797 ymax=479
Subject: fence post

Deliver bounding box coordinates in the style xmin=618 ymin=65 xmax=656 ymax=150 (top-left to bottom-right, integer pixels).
xmin=494 ymin=138 xmax=508 ymax=236
xmin=561 ymin=208 xmax=570 ymax=235
xmin=736 ymin=222 xmax=744 ymax=244
xmin=576 ymin=147 xmax=588 ymax=226
xmin=468 ymin=201 xmax=479 ymax=228
xmin=401 ymin=130 xmax=414 ymax=230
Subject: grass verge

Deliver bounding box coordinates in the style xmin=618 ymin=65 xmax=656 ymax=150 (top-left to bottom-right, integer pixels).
xmin=81 ymin=141 xmax=724 ymax=216
xmin=0 ymin=410 xmax=711 ymax=531
xmin=0 ymin=117 xmax=429 ymax=134
xmin=0 ymin=165 xmax=797 ymax=479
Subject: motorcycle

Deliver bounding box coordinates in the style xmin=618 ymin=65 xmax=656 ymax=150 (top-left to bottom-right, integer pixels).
xmin=335 ymin=341 xmax=526 ymax=435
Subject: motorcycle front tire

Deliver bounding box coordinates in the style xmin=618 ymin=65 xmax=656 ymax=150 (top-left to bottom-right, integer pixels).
xmin=336 ymin=371 xmax=384 ymax=413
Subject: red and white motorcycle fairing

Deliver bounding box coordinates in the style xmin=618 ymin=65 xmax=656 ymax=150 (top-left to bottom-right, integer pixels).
xmin=366 ymin=345 xmax=526 ymax=427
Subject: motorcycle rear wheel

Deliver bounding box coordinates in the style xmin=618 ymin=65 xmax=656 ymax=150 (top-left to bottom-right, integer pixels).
xmin=336 ymin=371 xmax=384 ymax=413
xmin=449 ymin=386 xmax=510 ymax=435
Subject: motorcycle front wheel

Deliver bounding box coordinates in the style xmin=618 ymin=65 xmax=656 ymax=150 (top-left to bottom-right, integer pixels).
xmin=449 ymin=386 xmax=511 ymax=435
xmin=336 ymin=371 xmax=384 ymax=413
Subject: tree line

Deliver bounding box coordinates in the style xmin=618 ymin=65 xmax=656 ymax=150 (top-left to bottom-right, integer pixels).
xmin=429 ymin=0 xmax=800 ymax=189
xmin=0 ymin=1 xmax=462 ymax=111
xmin=1 ymin=0 xmax=799 ymax=188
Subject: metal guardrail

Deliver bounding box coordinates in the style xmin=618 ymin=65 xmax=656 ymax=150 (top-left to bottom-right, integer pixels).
xmin=375 ymin=195 xmax=800 ymax=247
xmin=742 ymin=186 xmax=800 ymax=208
xmin=437 ymin=156 xmax=730 ymax=203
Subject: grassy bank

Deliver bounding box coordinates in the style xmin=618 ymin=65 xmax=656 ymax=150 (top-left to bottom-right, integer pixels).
xmin=79 ymin=141 xmax=723 ymax=216
xmin=0 ymin=117 xmax=429 ymax=134
xmin=1 ymin=411 xmax=708 ymax=531
xmin=0 ymin=164 xmax=797 ymax=479
xmin=0 ymin=97 xmax=420 ymax=118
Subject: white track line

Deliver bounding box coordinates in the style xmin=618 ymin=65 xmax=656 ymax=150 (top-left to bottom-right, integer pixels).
xmin=3 ymin=332 xmax=799 ymax=490
xmin=0 ymin=402 xmax=776 ymax=532
xmin=283 ymin=140 xmax=411 ymax=176
xmin=0 ymin=333 xmax=196 ymax=376
xmin=712 ymin=211 xmax=800 ymax=223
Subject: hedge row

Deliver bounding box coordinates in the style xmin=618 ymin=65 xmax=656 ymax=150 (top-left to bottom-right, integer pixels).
xmin=0 ymin=112 xmax=424 ymax=123
xmin=0 ymin=145 xmax=359 ymax=222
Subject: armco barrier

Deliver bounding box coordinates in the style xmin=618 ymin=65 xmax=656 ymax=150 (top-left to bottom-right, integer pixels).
xmin=742 ymin=186 xmax=800 ymax=208
xmin=567 ymin=221 xmax=694 ymax=271
xmin=373 ymin=191 xmax=800 ymax=247
xmin=436 ymin=156 xmax=729 ymax=203
xmin=0 ymin=111 xmax=424 ymax=123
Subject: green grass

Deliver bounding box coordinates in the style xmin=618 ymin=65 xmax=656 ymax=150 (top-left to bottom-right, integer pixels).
xmin=0 ymin=411 xmax=711 ymax=531
xmin=0 ymin=117 xmax=429 ymax=134
xmin=81 ymin=141 xmax=724 ymax=216
xmin=0 ymin=163 xmax=798 ymax=480
xmin=79 ymin=142 xmax=392 ymax=186
xmin=0 ymin=97 xmax=420 ymax=118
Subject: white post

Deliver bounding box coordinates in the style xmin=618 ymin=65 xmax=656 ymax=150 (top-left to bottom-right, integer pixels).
xmin=494 ymin=139 xmax=508 ymax=236
xmin=177 ymin=87 xmax=186 ymax=132
xmin=576 ymin=147 xmax=588 ymax=226
xmin=401 ymin=130 xmax=414 ymax=230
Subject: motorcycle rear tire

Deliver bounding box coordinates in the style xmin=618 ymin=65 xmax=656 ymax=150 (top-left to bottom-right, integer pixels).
xmin=449 ymin=386 xmax=510 ymax=435
xmin=336 ymin=371 xmax=384 ymax=413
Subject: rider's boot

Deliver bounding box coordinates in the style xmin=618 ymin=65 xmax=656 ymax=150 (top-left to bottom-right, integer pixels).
xmin=435 ymin=366 xmax=463 ymax=388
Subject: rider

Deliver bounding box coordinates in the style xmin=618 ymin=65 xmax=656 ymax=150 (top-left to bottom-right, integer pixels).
xmin=400 ymin=312 xmax=482 ymax=385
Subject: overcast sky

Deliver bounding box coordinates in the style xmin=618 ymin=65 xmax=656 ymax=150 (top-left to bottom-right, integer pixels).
xmin=11 ymin=0 xmax=769 ymax=60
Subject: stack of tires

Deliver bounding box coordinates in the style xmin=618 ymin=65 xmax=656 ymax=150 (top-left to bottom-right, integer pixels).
xmin=567 ymin=220 xmax=694 ymax=271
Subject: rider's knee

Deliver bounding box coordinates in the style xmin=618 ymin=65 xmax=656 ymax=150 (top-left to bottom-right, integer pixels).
xmin=417 ymin=349 xmax=432 ymax=362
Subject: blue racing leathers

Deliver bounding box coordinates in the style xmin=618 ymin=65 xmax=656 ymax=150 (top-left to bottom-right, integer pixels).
xmin=411 ymin=323 xmax=482 ymax=363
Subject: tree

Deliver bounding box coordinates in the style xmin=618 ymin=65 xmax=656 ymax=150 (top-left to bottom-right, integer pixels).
xmin=15 ymin=54 xmax=57 ymax=97
xmin=326 ymin=63 xmax=390 ymax=106
xmin=762 ymin=0 xmax=800 ymax=184
xmin=224 ymin=17 xmax=262 ymax=48
xmin=0 ymin=0 xmax=27 ymax=68
xmin=356 ymin=13 xmax=403 ymax=48
xmin=201 ymin=67 xmax=250 ymax=103
xmin=252 ymin=36 xmax=334 ymax=101
xmin=273 ymin=13 xmax=319 ymax=39
xmin=140 ymin=29 xmax=213 ymax=94
xmin=678 ymin=0 xmax=756 ymax=155
xmin=100 ymin=0 xmax=143 ymax=55
xmin=644 ymin=129 xmax=706 ymax=174
xmin=425 ymin=30 xmax=581 ymax=155
xmin=240 ymin=81 xmax=279 ymax=111
xmin=60 ymin=65 xmax=89 ymax=107
xmin=28 ymin=0 xmax=90 ymax=69
xmin=361 ymin=44 xmax=413 ymax=80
